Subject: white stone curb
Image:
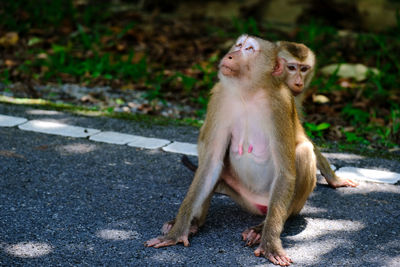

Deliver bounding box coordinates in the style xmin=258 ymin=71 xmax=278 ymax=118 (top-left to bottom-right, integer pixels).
xmin=336 ymin=167 xmax=400 ymax=184
xmin=18 ymin=120 xmax=100 ymax=138
xmin=89 ymin=131 xmax=139 ymax=145
xmin=1 ymin=113 xmax=400 ymax=185
xmin=127 ymin=136 xmax=171 ymax=150
xmin=0 ymin=114 xmax=28 ymax=127
xmin=162 ymin=141 xmax=198 ymax=156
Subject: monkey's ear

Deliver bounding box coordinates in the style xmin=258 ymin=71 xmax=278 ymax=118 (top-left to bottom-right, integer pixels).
xmin=272 ymin=57 xmax=285 ymax=76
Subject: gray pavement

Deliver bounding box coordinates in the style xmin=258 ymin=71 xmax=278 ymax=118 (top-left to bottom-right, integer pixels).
xmin=0 ymin=103 xmax=399 ymax=266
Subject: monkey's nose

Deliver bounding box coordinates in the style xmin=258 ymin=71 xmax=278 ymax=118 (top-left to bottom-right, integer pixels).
xmin=295 ymin=83 xmax=303 ymax=88
xmin=228 ymin=56 xmax=233 ymax=59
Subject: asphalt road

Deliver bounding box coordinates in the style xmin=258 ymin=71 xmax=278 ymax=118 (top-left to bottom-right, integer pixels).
xmin=0 ymin=103 xmax=399 ymax=266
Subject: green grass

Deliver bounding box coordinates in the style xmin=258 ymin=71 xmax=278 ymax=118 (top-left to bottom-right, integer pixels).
xmin=0 ymin=1 xmax=399 ymax=150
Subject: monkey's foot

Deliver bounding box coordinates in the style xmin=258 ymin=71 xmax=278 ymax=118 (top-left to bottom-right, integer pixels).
xmin=254 ymin=246 xmax=293 ymax=266
xmin=327 ymin=176 xmax=358 ymax=188
xmin=144 ymin=234 xmax=190 ymax=248
xmin=241 ymin=223 xmax=263 ymax=246
xmin=161 ymin=219 xmax=199 ymax=236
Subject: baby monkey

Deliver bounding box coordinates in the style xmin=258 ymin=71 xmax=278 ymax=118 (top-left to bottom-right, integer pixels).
xmin=183 ymin=41 xmax=357 ymax=189
xmin=277 ymin=41 xmax=357 ymax=188
xmin=146 ymin=35 xmax=317 ymax=266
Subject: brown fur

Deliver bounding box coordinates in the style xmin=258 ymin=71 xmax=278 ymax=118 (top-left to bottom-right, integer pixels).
xmin=277 ymin=42 xmax=358 ymax=189
xmin=145 ymin=35 xmax=317 ymax=266
xmin=279 ymin=41 xmax=309 ymax=61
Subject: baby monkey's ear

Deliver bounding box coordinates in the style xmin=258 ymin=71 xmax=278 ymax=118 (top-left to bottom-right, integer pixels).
xmin=272 ymin=57 xmax=285 ymax=76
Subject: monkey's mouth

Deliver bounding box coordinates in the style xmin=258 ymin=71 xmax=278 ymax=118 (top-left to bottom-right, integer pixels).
xmin=220 ymin=64 xmax=237 ymax=76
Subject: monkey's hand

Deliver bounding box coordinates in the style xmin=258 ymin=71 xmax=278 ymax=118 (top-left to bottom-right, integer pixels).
xmin=255 ymin=243 xmax=293 ymax=266
xmin=144 ymin=233 xmax=190 ymax=248
xmin=242 ymin=223 xmax=263 ymax=246
xmin=326 ymin=175 xmax=358 ymax=188
xmin=161 ymin=219 xmax=199 ymax=236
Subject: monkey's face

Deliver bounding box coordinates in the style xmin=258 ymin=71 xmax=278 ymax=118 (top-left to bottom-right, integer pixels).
xmin=219 ymin=35 xmax=262 ymax=78
xmin=285 ymin=62 xmax=311 ymax=95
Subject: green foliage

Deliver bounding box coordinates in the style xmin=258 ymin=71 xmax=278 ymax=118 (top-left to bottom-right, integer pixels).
xmin=296 ymin=20 xmax=337 ymax=51
xmin=33 ymin=46 xmax=148 ymax=83
xmin=0 ymin=69 xmax=11 ymax=86
xmin=304 ymin=122 xmax=331 ymax=138
xmin=341 ymin=105 xmax=370 ymax=125
xmin=0 ymin=0 xmax=76 ymax=33
xmin=343 ymin=131 xmax=369 ymax=145
xmin=232 ymin=17 xmax=260 ymax=36
xmin=0 ymin=0 xmax=399 ymax=150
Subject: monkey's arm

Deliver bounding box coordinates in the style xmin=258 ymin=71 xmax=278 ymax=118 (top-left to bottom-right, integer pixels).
xmin=255 ymin=94 xmax=297 ymax=264
xmin=146 ymin=103 xmax=230 ymax=248
xmin=313 ymin=145 xmax=358 ymax=188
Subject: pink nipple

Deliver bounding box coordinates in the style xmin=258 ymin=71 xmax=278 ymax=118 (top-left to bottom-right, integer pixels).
xmin=248 ymin=144 xmax=253 ymax=153
xmin=239 ymin=145 xmax=243 ymax=155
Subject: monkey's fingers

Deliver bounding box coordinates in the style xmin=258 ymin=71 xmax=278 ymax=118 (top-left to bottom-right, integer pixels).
xmin=144 ymin=237 xmax=166 ymax=247
xmin=267 ymin=253 xmax=292 ymax=266
xmin=161 ymin=220 xmax=175 ymax=235
xmin=242 ymin=229 xmax=261 ymax=246
xmin=145 ymin=235 xmax=191 ymax=248
xmin=327 ymin=177 xmax=359 ymax=188
xmin=189 ymin=224 xmax=199 ymax=235
xmin=344 ymin=178 xmax=359 ymax=187
xmin=254 ymin=247 xmax=292 ymax=266
xmin=145 ymin=238 xmax=177 ymax=248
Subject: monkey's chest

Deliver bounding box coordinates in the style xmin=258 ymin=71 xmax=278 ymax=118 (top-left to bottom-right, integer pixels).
xmin=229 ymin=119 xmax=275 ymax=191
xmin=230 ymin=119 xmax=271 ymax=162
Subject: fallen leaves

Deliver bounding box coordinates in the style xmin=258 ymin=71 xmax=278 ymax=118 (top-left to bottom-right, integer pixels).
xmin=0 ymin=150 xmax=25 ymax=160
xmin=0 ymin=32 xmax=19 ymax=47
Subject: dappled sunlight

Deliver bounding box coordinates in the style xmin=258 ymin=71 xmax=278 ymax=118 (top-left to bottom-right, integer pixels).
xmin=96 ymin=229 xmax=141 ymax=241
xmin=29 ymin=120 xmax=65 ymax=129
xmin=57 ymin=143 xmax=97 ymax=154
xmin=286 ymin=239 xmax=346 ymax=265
xmin=302 ymin=205 xmax=328 ymax=215
xmin=4 ymin=241 xmax=53 ymax=258
xmin=338 ymin=167 xmax=400 ymax=184
xmin=323 ymin=153 xmax=365 ymax=160
xmin=26 ymin=109 xmax=63 ymax=116
xmin=288 ymin=218 xmax=365 ymax=241
xmin=150 ymin=250 xmax=187 ymax=264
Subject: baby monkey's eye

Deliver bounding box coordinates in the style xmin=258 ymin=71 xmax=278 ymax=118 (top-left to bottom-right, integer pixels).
xmin=287 ymin=65 xmax=297 ymax=71
xmin=235 ymin=43 xmax=242 ymax=48
xmin=300 ymin=66 xmax=310 ymax=72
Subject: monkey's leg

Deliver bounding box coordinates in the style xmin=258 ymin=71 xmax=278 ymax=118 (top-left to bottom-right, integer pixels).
xmin=242 ymin=140 xmax=317 ymax=248
xmin=242 ymin=222 xmax=264 ymax=246
xmin=161 ymin=194 xmax=212 ymax=236
xmin=145 ymin=154 xmax=224 ymax=248
xmin=313 ymin=145 xmax=358 ymax=188
xmin=290 ymin=141 xmax=317 ymax=215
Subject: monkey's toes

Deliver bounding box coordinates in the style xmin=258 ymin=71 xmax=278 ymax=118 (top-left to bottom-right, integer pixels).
xmin=242 ymin=229 xmax=261 ymax=246
xmin=144 ymin=237 xmax=178 ymax=248
xmin=144 ymin=237 xmax=164 ymax=247
xmin=254 ymin=247 xmax=292 ymax=266
xmin=328 ymin=177 xmax=359 ymax=188
xmin=161 ymin=220 xmax=175 ymax=235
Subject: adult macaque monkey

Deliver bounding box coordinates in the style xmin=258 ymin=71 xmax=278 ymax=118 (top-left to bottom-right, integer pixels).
xmin=276 ymin=41 xmax=358 ymax=188
xmin=145 ymin=35 xmax=317 ymax=266
xmin=182 ymin=41 xmax=357 ymax=189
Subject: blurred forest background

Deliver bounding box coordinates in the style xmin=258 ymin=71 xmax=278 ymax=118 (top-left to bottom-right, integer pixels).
xmin=0 ymin=0 xmax=399 ymax=155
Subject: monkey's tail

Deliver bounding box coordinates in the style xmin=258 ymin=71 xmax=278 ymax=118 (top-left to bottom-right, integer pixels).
xmin=181 ymin=155 xmax=198 ymax=172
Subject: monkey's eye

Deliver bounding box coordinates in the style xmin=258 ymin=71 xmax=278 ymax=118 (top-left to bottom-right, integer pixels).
xmin=235 ymin=43 xmax=242 ymax=48
xmin=245 ymin=46 xmax=254 ymax=52
xmin=300 ymin=66 xmax=310 ymax=72
xmin=287 ymin=64 xmax=297 ymax=71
